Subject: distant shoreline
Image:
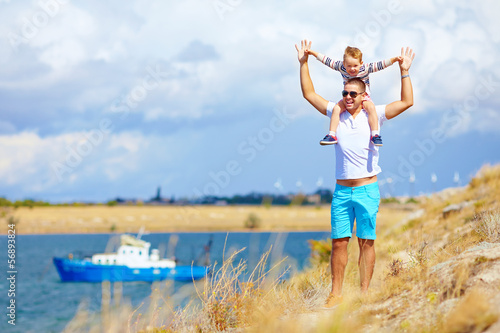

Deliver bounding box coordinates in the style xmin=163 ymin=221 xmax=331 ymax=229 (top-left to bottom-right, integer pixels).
xmin=0 ymin=205 xmax=334 ymax=235
xmin=0 ymin=204 xmax=413 ymax=236
xmin=2 ymin=228 xmax=331 ymax=236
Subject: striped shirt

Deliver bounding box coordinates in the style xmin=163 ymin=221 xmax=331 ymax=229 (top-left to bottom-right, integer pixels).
xmin=316 ymin=53 xmax=393 ymax=96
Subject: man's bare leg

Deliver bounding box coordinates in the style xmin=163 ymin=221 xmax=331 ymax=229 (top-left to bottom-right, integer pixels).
xmin=358 ymin=238 xmax=375 ymax=292
xmin=330 ymin=237 xmax=350 ymax=296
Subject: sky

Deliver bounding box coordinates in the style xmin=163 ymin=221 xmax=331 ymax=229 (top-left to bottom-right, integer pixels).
xmin=0 ymin=0 xmax=499 ymax=202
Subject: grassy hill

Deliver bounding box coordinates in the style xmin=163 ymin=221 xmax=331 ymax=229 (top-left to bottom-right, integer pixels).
xmin=64 ymin=164 xmax=500 ymax=332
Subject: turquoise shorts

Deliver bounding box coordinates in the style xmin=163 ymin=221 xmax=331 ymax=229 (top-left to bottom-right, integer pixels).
xmin=331 ymin=182 xmax=380 ymax=240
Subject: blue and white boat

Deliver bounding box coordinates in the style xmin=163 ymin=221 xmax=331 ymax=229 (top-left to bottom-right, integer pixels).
xmin=53 ymin=234 xmax=209 ymax=282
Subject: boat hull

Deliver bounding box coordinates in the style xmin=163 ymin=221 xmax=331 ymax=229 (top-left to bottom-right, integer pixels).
xmin=53 ymin=257 xmax=208 ymax=282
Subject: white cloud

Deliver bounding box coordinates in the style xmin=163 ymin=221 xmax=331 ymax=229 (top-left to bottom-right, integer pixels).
xmin=0 ymin=131 xmax=68 ymax=187
xmin=39 ymin=38 xmax=87 ymax=70
xmin=0 ymin=127 xmax=201 ymax=199
xmin=474 ymin=0 xmax=500 ymax=42
xmin=30 ymin=4 xmax=96 ymax=48
xmin=442 ymin=105 xmax=500 ymax=138
xmin=94 ymin=41 xmax=127 ymax=63
xmin=108 ymin=132 xmax=147 ymax=153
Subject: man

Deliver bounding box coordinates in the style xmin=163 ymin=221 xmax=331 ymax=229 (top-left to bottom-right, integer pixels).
xmin=295 ymin=40 xmax=415 ymax=307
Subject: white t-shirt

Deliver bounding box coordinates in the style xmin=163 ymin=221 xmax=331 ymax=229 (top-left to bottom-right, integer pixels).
xmin=326 ymin=102 xmax=388 ymax=180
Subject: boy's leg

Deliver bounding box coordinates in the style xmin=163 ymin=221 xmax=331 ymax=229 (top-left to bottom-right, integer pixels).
xmin=364 ymin=100 xmax=383 ymax=146
xmin=329 ymin=101 xmax=342 ymax=133
xmin=320 ymin=102 xmax=343 ymax=145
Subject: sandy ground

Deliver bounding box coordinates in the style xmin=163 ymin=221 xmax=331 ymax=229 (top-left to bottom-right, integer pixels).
xmin=1 ymin=204 xmax=412 ymax=235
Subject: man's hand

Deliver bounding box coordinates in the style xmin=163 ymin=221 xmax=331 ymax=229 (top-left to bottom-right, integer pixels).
xmin=399 ymin=47 xmax=415 ymax=71
xmin=295 ymin=39 xmax=312 ymax=64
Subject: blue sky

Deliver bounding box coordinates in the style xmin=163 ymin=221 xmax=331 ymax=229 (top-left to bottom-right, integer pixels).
xmin=0 ymin=0 xmax=499 ymax=202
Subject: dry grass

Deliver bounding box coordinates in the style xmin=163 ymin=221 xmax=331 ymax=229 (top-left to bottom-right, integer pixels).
xmin=475 ymin=210 xmax=500 ymax=243
xmin=439 ymin=288 xmax=499 ymax=333
xmin=1 ymin=205 xmax=331 ymax=234
xmin=0 ymin=203 xmax=409 ymax=235
xmin=351 ymin=164 xmax=500 ymax=333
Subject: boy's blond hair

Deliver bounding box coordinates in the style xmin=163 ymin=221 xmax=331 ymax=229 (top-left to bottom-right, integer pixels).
xmin=344 ymin=46 xmax=363 ymax=62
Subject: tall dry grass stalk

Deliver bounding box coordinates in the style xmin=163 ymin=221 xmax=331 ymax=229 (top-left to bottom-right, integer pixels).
xmin=475 ymin=210 xmax=500 ymax=243
xmin=189 ymin=246 xmax=289 ymax=331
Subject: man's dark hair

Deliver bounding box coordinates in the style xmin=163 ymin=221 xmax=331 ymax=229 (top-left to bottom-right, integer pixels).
xmin=345 ymin=78 xmax=366 ymax=92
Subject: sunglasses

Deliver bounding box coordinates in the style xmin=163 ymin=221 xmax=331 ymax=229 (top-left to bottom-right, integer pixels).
xmin=342 ymin=90 xmax=364 ymax=98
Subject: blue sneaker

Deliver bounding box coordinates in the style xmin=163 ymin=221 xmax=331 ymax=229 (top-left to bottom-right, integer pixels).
xmin=371 ymin=134 xmax=383 ymax=146
xmin=320 ymin=134 xmax=337 ymax=145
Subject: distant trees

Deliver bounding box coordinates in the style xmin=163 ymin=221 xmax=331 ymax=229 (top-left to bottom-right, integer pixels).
xmin=0 ymin=198 xmax=50 ymax=208
xmin=0 ymin=188 xmax=334 ymax=207
xmin=195 ymin=189 xmax=333 ymax=206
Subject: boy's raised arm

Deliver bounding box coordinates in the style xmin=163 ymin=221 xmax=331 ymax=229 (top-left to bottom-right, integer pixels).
xmin=367 ymin=55 xmax=402 ymax=73
xmin=306 ymin=48 xmax=319 ymax=58
xmin=306 ymin=48 xmax=343 ymax=72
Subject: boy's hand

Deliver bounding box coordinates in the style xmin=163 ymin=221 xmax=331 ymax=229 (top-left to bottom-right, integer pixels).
xmin=306 ymin=49 xmax=319 ymax=58
xmin=392 ymin=56 xmax=403 ymax=64
xmin=295 ymin=39 xmax=312 ymax=64
xmin=399 ymin=47 xmax=415 ymax=71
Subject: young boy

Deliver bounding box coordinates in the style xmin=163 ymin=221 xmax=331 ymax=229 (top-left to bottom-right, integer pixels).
xmin=306 ymin=46 xmax=401 ymax=146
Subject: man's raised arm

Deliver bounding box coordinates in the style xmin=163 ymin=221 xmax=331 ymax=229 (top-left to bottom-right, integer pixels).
xmin=385 ymin=47 xmax=415 ymax=120
xmin=295 ymin=40 xmax=329 ymax=116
